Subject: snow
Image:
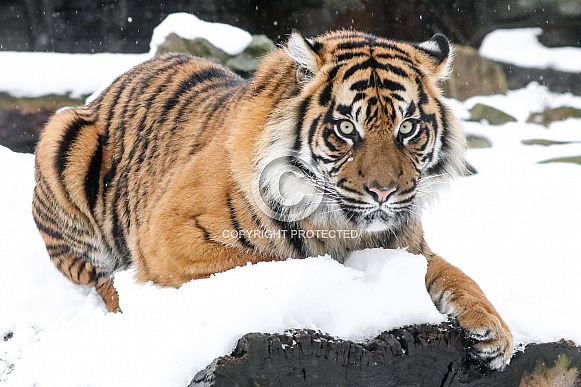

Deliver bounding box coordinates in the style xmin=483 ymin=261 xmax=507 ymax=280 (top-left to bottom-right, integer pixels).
xmin=1 ymin=16 xmax=581 ymax=386
xmin=148 ymin=13 xmax=252 ymax=56
xmin=480 ymin=28 xmax=581 ymax=72
xmin=0 ymin=52 xmax=149 ymax=99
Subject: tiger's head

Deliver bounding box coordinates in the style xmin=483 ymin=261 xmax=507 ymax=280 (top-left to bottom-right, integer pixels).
xmin=254 ymin=30 xmax=466 ymax=235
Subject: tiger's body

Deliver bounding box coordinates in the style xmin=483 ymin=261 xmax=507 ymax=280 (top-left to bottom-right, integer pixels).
xmin=33 ymin=30 xmax=513 ymax=370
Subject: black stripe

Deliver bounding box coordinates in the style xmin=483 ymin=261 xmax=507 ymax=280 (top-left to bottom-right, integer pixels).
xmin=88 ymin=266 xmax=99 ymax=283
xmin=380 ymin=78 xmax=406 ymax=92
xmin=337 ymin=51 xmax=367 ymax=62
xmin=307 ymin=116 xmax=322 ymax=152
xmin=318 ymin=65 xmax=341 ymax=107
xmin=293 ymin=96 xmax=311 ymax=151
xmin=160 ymin=67 xmax=232 ymax=122
xmin=226 ymin=195 xmax=255 ymax=251
xmin=343 ymin=57 xmax=410 ymax=80
xmin=337 ymin=40 xmax=369 ymax=50
xmin=329 ymin=153 xmax=352 ymax=174
xmin=399 ymin=180 xmax=417 ymax=196
xmin=436 ymin=100 xmax=450 ymax=154
xmin=416 ymin=77 xmax=429 ymax=105
xmin=353 ymin=93 xmax=366 ymax=103
xmin=336 ymin=104 xmax=351 ymax=116
xmin=373 ymin=41 xmax=411 ymax=56
xmin=174 ymin=79 xmax=244 ymax=126
xmin=85 ymin=137 xmax=103 ymax=212
xmin=350 ymin=80 xmax=369 ymax=92
xmin=337 ymin=178 xmax=359 ymax=195
xmin=76 ymin=260 xmax=87 ymax=282
xmin=392 ymin=93 xmax=405 ymax=102
xmin=56 ymin=118 xmax=88 ymax=176
xmin=276 ymin=220 xmax=307 ymax=258
xmin=339 ymin=202 xmax=360 ymax=222
xmin=193 ymin=217 xmax=217 ymax=244
xmin=322 ymin=129 xmax=339 ymax=153
xmin=33 ymin=215 xmax=64 ymax=240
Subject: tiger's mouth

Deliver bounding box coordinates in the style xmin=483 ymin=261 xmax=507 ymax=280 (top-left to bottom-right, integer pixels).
xmin=333 ymin=197 xmax=399 ymax=233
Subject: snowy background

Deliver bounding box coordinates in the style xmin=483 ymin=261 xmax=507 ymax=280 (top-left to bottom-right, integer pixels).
xmin=1 ymin=15 xmax=581 ymax=386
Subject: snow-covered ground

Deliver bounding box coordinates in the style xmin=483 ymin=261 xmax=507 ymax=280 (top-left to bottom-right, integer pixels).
xmin=1 ymin=15 xmax=581 ymax=386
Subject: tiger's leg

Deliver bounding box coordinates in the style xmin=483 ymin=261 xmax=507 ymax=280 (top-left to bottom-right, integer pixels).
xmin=34 ymin=211 xmax=120 ymax=312
xmin=404 ymin=224 xmax=513 ymax=370
xmin=33 ymin=178 xmax=120 ymax=312
xmin=137 ymin=191 xmax=279 ymax=286
xmin=425 ymin=255 xmax=513 ymax=370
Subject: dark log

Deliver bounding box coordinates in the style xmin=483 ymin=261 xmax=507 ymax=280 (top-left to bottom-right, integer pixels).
xmin=190 ymin=322 xmax=581 ymax=387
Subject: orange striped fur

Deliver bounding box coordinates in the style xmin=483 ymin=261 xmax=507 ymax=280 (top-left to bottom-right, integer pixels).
xmin=33 ymin=30 xmax=512 ymax=369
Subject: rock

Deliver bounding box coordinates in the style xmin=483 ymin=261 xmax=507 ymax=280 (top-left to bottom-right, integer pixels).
xmin=443 ymin=45 xmax=507 ymax=101
xmin=154 ymin=33 xmax=276 ymax=77
xmin=497 ymin=62 xmax=581 ymax=96
xmin=520 ymin=353 xmax=580 ymax=386
xmin=469 ymin=103 xmax=517 ymax=125
xmin=539 ymin=156 xmax=581 ymax=165
xmin=0 ymin=93 xmax=84 ymax=154
xmin=522 ymin=139 xmax=580 ymax=146
xmin=526 ymin=106 xmax=581 ymax=127
xmin=226 ymin=35 xmax=277 ymax=77
xmin=467 ymin=134 xmax=492 ymax=149
xmin=155 ymin=34 xmax=230 ymax=63
xmin=244 ymin=34 xmax=278 ymax=58
xmin=190 ymin=323 xmax=581 ymax=386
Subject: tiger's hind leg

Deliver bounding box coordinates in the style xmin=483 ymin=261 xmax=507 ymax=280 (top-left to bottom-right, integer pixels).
xmin=33 ymin=197 xmax=121 ymax=312
xmin=33 ymin=107 xmax=121 ymax=312
xmin=33 ymin=206 xmax=120 ymax=312
xmin=50 ymin=251 xmax=120 ymax=312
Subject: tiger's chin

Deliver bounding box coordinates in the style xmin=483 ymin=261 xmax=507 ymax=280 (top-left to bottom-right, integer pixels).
xmin=362 ymin=219 xmax=391 ymax=233
xmin=356 ymin=211 xmax=397 ymax=234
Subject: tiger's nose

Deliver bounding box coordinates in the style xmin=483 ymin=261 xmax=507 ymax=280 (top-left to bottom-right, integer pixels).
xmin=364 ymin=184 xmax=397 ymax=204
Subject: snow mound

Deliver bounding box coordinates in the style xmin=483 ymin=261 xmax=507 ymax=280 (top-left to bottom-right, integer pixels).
xmin=149 ymin=13 xmax=252 ymax=56
xmin=480 ymin=28 xmax=581 ymax=72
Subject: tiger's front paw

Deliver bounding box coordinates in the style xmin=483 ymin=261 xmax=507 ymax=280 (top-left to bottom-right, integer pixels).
xmin=455 ymin=303 xmax=514 ymax=371
xmin=426 ymin=257 xmax=513 ymax=371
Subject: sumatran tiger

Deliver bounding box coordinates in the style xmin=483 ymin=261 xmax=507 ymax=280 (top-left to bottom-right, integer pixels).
xmin=32 ymin=29 xmax=513 ymax=370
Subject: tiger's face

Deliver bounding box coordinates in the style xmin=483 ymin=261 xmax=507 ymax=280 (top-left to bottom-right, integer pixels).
xmin=282 ymin=31 xmax=466 ymax=234
xmin=317 ymin=78 xmax=436 ymax=233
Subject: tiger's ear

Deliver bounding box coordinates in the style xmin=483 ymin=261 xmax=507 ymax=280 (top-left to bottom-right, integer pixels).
xmin=415 ymin=34 xmax=453 ymax=80
xmin=285 ymin=30 xmax=322 ymax=82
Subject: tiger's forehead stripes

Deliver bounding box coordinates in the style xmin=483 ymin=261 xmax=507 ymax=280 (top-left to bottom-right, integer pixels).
xmin=310 ymin=39 xmax=426 ymax=137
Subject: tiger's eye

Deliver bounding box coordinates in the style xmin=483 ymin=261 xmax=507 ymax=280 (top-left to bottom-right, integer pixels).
xmin=338 ymin=120 xmax=355 ymax=135
xmin=399 ymin=120 xmax=415 ymax=135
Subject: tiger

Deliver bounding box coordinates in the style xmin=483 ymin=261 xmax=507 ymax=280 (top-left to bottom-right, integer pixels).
xmin=32 ymin=29 xmax=513 ymax=370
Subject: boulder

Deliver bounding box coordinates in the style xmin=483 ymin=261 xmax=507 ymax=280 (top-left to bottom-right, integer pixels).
xmin=154 ymin=33 xmax=276 ymax=77
xmin=155 ymin=33 xmax=230 ymax=63
xmin=496 ymin=62 xmax=581 ymax=97
xmin=467 ymin=134 xmax=492 ymax=149
xmin=469 ymin=103 xmax=516 ymax=125
xmin=539 ymin=156 xmax=581 ymax=165
xmin=443 ymin=45 xmax=507 ymax=101
xmin=522 ymin=139 xmax=579 ymax=146
xmin=527 ymin=106 xmax=581 ymax=127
